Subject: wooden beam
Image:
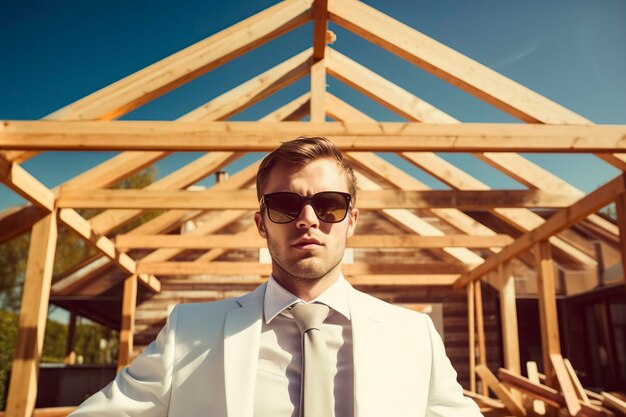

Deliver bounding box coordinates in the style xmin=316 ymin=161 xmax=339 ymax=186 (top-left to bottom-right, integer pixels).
xmin=4 ymin=121 xmax=626 ymax=152
xmin=261 ymin=93 xmax=311 ymax=122
xmin=550 ymin=354 xmax=582 ymax=416
xmin=0 ymin=155 xmax=55 ymax=211
xmin=602 ymin=392 xmax=626 ymax=414
xmin=44 ymin=0 xmax=313 ymax=121
xmin=327 ymin=0 xmax=589 ymax=124
xmin=57 ymin=209 xmax=160 ymax=293
xmin=159 ymin=274 xmax=461 ymax=286
xmin=474 ymin=280 xmax=488 ymax=396
xmin=467 ymin=283 xmax=476 ymax=393
xmin=403 ymin=152 xmax=598 ymax=267
xmin=136 ymin=262 xmax=468 ymax=276
xmin=562 ymin=358 xmax=590 ymax=405
xmin=0 ymin=205 xmax=47 ymax=244
xmin=326 ymin=48 xmax=457 ymax=123
xmin=115 ymin=233 xmax=514 ymax=250
xmin=117 ymin=274 xmax=137 ymax=372
xmin=535 ymin=241 xmax=560 ymax=387
xmin=498 ymin=263 xmax=521 ymax=377
xmin=312 ymin=0 xmax=329 ymax=59
xmin=526 ymin=361 xmax=547 ymax=415
xmin=89 ymin=151 xmax=241 ymax=235
xmin=454 ymin=173 xmax=626 ymax=288
xmin=309 ymin=58 xmax=326 ymax=122
xmin=615 ymin=192 xmax=626 ymax=296
xmin=179 ymin=49 xmax=313 ymax=122
xmin=498 ymin=368 xmax=605 ymax=417
xmin=327 ymin=95 xmax=485 ymax=266
xmin=56 ymin=188 xmax=579 ymax=210
xmin=5 ymin=213 xmax=57 ymax=417
xmin=475 ymin=365 xmax=526 ymax=417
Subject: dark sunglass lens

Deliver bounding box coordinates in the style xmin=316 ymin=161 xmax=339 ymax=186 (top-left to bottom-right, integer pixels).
xmin=313 ymin=193 xmax=349 ymax=223
xmin=267 ymin=194 xmax=302 ymax=223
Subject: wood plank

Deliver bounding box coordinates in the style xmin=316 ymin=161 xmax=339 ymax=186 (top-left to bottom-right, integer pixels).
xmin=4 ymin=121 xmax=626 ymax=152
xmin=88 ymin=151 xmax=241 ymax=235
xmin=454 ymin=173 xmax=626 ymax=288
xmin=327 ymin=0 xmax=589 ymax=124
xmin=0 ymin=205 xmax=47 ymax=244
xmin=498 ymin=263 xmax=521 ymax=376
xmin=136 ymin=262 xmax=468 ymax=276
xmin=498 ymin=368 xmax=605 ymax=417
xmin=312 ymin=0 xmax=329 ymax=59
xmin=56 ymin=188 xmax=579 ymax=210
xmin=475 ymin=364 xmax=526 ymax=417
xmin=355 ymin=174 xmax=484 ymax=265
xmin=403 ymin=152 xmax=598 ymax=267
xmin=326 ymin=48 xmax=457 ymax=123
xmin=309 ymin=58 xmax=326 ymax=122
xmin=563 ymin=358 xmax=590 ymax=404
xmin=326 ymin=59 xmax=617 ymax=248
xmin=44 ymin=0 xmax=314 ymax=121
xmin=117 ymin=274 xmax=137 ymax=372
xmin=615 ymin=192 xmax=626 ymax=297
xmin=328 ymin=95 xmax=486 ymax=266
xmin=535 ymin=241 xmax=561 ymax=387
xmin=526 ymin=361 xmax=547 ymax=415
xmin=467 ymin=283 xmax=476 ymax=393
xmin=261 ymin=93 xmax=311 ymax=122
xmin=57 ymin=209 xmax=161 ymax=293
xmin=115 ymin=233 xmax=514 ymax=250
xmin=5 ymin=213 xmax=57 ymax=417
xmin=0 ymin=155 xmax=55 ymax=211
xmin=550 ymin=354 xmax=582 ymax=416
xmin=474 ymin=280 xmax=488 ymax=396
xmin=602 ymin=392 xmax=626 ymax=414
xmin=158 ymin=274 xmax=460 ymax=286
xmin=179 ymin=49 xmax=312 ymax=122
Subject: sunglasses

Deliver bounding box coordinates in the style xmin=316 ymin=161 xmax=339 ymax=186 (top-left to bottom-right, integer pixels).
xmin=261 ymin=191 xmax=352 ymax=224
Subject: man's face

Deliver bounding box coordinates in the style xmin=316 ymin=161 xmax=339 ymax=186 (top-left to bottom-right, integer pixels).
xmin=254 ymin=158 xmax=359 ymax=284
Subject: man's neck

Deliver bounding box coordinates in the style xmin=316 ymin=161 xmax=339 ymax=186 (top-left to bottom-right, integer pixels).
xmin=271 ymin=265 xmax=342 ymax=302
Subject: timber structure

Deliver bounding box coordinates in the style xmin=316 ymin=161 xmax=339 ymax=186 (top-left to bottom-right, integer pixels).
xmin=1 ymin=1 xmax=625 ymax=416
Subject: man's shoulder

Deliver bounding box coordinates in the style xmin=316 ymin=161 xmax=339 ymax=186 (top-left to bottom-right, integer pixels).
xmin=349 ymin=286 xmax=427 ymax=324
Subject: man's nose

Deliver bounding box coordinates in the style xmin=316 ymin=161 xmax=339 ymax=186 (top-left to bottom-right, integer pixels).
xmin=296 ymin=203 xmax=319 ymax=229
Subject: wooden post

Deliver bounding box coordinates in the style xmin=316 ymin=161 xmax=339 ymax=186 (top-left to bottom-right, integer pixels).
xmin=474 ymin=279 xmax=488 ymax=396
xmin=64 ymin=310 xmax=77 ymax=365
xmin=5 ymin=212 xmax=58 ymax=417
xmin=467 ymin=282 xmax=476 ymax=393
xmin=534 ymin=240 xmax=561 ymax=388
xmin=117 ymin=274 xmax=137 ymax=373
xmin=615 ymin=191 xmax=626 ymax=296
xmin=498 ymin=263 xmax=521 ymax=374
xmin=310 ymin=58 xmax=326 ymax=122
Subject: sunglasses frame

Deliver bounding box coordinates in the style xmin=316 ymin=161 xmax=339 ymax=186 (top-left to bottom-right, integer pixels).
xmin=260 ymin=191 xmax=352 ymax=224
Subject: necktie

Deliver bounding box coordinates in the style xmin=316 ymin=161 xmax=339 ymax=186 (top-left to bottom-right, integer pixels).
xmin=291 ymin=303 xmax=334 ymax=417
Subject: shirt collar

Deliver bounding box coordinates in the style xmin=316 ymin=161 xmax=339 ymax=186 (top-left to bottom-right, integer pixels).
xmin=264 ymin=274 xmax=351 ymax=324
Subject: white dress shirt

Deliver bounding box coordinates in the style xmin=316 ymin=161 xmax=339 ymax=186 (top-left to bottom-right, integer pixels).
xmin=253 ymin=275 xmax=354 ymax=417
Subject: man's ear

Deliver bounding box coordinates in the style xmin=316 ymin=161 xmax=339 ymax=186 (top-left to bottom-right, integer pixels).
xmin=254 ymin=211 xmax=267 ymax=239
xmin=346 ymin=208 xmax=359 ymax=239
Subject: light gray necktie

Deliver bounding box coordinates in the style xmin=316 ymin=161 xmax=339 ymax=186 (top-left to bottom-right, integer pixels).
xmin=291 ymin=303 xmax=334 ymax=417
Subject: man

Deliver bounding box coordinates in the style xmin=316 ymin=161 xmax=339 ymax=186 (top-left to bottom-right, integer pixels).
xmin=70 ymin=137 xmax=482 ymax=416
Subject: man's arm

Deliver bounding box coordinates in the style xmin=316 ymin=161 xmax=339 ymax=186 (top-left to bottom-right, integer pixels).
xmin=424 ymin=315 xmax=484 ymax=417
xmin=69 ymin=305 xmax=179 ymax=417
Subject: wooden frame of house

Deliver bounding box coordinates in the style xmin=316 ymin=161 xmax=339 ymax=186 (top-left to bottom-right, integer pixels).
xmin=1 ymin=1 xmax=625 ymax=416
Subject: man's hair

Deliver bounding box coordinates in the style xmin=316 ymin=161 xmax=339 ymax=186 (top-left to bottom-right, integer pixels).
xmin=256 ymin=136 xmax=357 ymax=206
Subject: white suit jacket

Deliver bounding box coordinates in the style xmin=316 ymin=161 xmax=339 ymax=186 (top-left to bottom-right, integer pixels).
xmin=70 ymin=282 xmax=482 ymax=417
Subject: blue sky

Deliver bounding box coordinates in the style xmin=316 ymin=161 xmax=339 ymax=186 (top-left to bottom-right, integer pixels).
xmin=1 ymin=0 xmax=626 ymax=210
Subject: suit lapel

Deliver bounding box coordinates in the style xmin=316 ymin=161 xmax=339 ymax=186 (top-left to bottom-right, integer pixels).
xmin=349 ymin=289 xmax=390 ymax=417
xmin=223 ymin=283 xmax=266 ymax=417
